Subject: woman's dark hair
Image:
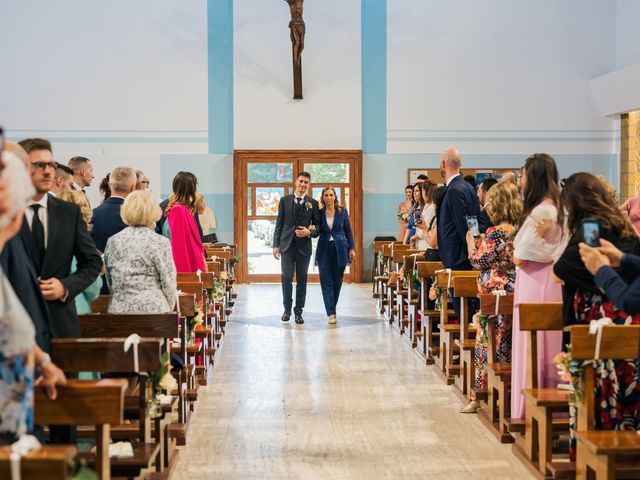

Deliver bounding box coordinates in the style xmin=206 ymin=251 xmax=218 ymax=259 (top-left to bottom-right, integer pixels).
xmin=413 ymin=182 xmax=425 ymax=209
xmin=99 ymin=173 xmax=111 ymax=202
xmin=519 ymin=153 xmax=562 ymax=227
xmin=430 ymin=186 xmax=446 ymax=229
xmin=166 ymin=171 xmax=198 ymax=214
xmin=405 ymin=184 xmax=414 ymax=192
xmin=319 ymin=186 xmax=342 ymax=212
xmin=561 ymin=172 xmax=636 ymax=238
xmin=421 ymin=179 xmax=437 ymax=204
xmin=464 ymin=175 xmax=476 ymax=189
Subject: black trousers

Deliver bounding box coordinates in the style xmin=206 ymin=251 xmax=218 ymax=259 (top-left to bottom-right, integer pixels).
xmin=281 ymin=246 xmax=311 ymax=315
xmin=318 ymin=242 xmax=346 ymax=316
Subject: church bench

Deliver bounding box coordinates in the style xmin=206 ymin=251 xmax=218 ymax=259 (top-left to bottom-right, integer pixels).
xmin=517 ymin=303 xmax=571 ymax=477
xmin=372 ymin=240 xmax=391 ymax=299
xmin=177 ymin=280 xmax=212 ymax=376
xmin=206 ymin=261 xmax=230 ymax=335
xmin=478 ymin=293 xmax=515 ymax=442
xmin=384 ymin=243 xmax=410 ymax=322
xmin=452 ymin=275 xmax=481 ymax=400
xmin=51 ymin=339 xmax=164 ymax=477
xmin=416 ymin=261 xmax=445 ymax=365
xmin=570 ymin=324 xmax=640 ymax=480
xmin=395 ymin=250 xmax=423 ymax=338
xmin=37 ymin=379 xmax=126 ymax=480
xmin=435 ymin=270 xmax=478 ymax=385
xmin=0 ymin=445 xmax=78 ymax=480
xmin=374 ymin=242 xmax=395 ymax=314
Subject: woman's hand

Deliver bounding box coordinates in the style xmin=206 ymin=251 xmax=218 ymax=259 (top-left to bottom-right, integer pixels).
xmin=513 ymin=255 xmax=527 ymax=268
xmin=349 ymin=249 xmax=356 ymax=263
xmin=35 ymin=361 xmax=68 ymax=400
xmin=536 ymin=219 xmax=552 ymax=237
xmin=466 ymin=231 xmax=477 ymax=253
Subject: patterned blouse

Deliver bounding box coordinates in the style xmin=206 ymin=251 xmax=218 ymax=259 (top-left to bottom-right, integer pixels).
xmin=104 ymin=226 xmax=178 ymax=313
xmin=468 ymin=223 xmax=516 ymax=294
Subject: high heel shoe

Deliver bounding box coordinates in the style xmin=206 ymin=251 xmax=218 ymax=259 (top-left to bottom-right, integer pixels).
xmin=459 ymin=400 xmax=481 ymax=414
xmin=328 ymin=314 xmax=337 ymax=324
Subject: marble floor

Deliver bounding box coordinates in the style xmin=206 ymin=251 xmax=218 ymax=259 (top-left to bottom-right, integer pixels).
xmin=173 ymin=284 xmax=534 ymax=480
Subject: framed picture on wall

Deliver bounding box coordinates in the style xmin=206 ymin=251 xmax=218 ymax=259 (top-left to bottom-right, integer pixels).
xmin=407 ymin=168 xmax=431 ymax=184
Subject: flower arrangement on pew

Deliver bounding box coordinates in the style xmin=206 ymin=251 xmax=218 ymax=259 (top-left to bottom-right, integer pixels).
xmin=212 ymin=276 xmax=226 ymax=303
xmin=148 ymin=351 xmax=177 ymax=419
xmin=229 ymin=255 xmax=240 ymax=278
xmin=554 ymin=347 xmax=584 ymax=402
xmin=473 ymin=313 xmax=490 ymax=346
xmin=186 ymin=305 xmax=205 ymax=347
xmin=428 ymin=276 xmax=444 ymax=310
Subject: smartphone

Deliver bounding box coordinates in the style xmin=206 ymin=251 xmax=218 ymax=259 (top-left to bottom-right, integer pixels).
xmin=582 ymin=219 xmax=600 ymax=247
xmin=466 ymin=215 xmax=480 ymax=238
xmin=414 ymin=209 xmax=422 ymax=224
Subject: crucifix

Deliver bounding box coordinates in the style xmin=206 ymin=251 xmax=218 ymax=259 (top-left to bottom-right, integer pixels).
xmin=285 ymin=0 xmax=305 ymax=99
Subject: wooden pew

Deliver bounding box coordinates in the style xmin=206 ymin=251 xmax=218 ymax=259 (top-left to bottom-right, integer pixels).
xmin=0 ymin=445 xmax=78 ymax=480
xmin=452 ymin=274 xmax=482 ymax=400
xmin=375 ymin=242 xmax=394 ymax=314
xmin=416 ymin=261 xmax=445 ymax=365
xmin=435 ymin=270 xmax=478 ymax=385
xmin=402 ymin=252 xmax=426 ymax=347
xmin=480 ymin=293 xmax=516 ymax=443
xmin=372 ymin=240 xmax=390 ymax=299
xmin=51 ymin=339 xmax=163 ymax=478
xmin=394 ymin=249 xmax=422 ymax=336
xmin=518 ymin=303 xmax=571 ymax=477
xmin=385 ymin=243 xmax=410 ymax=322
xmin=92 ymin=294 xmax=109 ymax=314
xmin=572 ymin=325 xmax=640 ymax=480
xmin=177 ymin=281 xmax=210 ymax=377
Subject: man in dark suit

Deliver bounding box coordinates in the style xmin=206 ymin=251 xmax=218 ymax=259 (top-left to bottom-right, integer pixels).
xmin=436 ymin=147 xmax=483 ymax=321
xmin=272 ymin=171 xmax=320 ymax=324
xmin=91 ymin=166 xmax=136 ymax=252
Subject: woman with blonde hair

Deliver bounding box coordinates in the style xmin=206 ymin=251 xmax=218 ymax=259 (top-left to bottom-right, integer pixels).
xmin=104 ymin=190 xmax=177 ymax=313
xmin=57 ymin=190 xmax=103 ymax=314
xmin=461 ymin=182 xmax=521 ymax=413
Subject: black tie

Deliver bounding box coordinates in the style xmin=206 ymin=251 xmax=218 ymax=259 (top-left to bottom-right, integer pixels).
xmin=30 ymin=204 xmax=45 ymax=266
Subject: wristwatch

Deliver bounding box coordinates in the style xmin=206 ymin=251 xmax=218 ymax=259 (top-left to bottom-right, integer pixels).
xmin=38 ymin=353 xmax=51 ymax=368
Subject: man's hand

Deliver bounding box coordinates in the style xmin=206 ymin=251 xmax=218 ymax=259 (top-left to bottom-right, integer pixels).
xmin=35 ymin=362 xmax=67 ymax=400
xmin=295 ymin=227 xmax=310 ymax=238
xmin=595 ymin=238 xmax=624 ymax=268
xmin=579 ymin=242 xmax=611 ymax=275
xmin=40 ymin=278 xmax=67 ymax=301
xmin=349 ymin=249 xmax=356 ymax=263
xmin=273 ymin=247 xmax=281 ymax=260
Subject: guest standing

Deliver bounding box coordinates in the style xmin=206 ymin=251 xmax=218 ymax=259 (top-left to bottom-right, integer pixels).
xmin=553 ymin=172 xmax=640 ymax=460
xmin=105 ymin=191 xmax=177 ymax=313
xmin=403 ymin=183 xmax=425 ymax=245
xmin=315 ymin=187 xmax=355 ymax=324
xmin=461 ymin=182 xmax=521 ymax=413
xmin=510 ymin=153 xmax=567 ymax=420
xmin=58 ymin=190 xmax=103 ymax=314
xmin=164 ymin=172 xmax=205 ymax=272
xmin=156 ymin=171 xmax=204 ymax=239
xmin=411 ymin=180 xmax=437 ymax=250
xmin=397 ymin=184 xmax=413 ymax=242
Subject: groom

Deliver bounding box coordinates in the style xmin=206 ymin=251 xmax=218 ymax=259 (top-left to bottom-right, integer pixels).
xmin=273 ymin=171 xmax=320 ymax=324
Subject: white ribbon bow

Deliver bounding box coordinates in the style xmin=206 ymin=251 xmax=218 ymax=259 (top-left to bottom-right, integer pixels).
xmin=588 ymin=318 xmax=613 ymax=360
xmin=493 ymin=290 xmax=507 ymax=316
xmin=435 ymin=268 xmax=452 ymax=290
xmin=10 ymin=435 xmax=41 ymax=480
xmin=196 ymin=269 xmax=202 ymax=281
xmin=124 ymin=333 xmax=142 ymax=373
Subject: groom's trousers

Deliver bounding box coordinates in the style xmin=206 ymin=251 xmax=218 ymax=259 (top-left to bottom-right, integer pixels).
xmin=281 ymin=245 xmax=311 ymax=315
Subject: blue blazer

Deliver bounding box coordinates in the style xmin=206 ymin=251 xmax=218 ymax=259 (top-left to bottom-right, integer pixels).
xmin=436 ymin=175 xmax=482 ymax=269
xmin=315 ymin=208 xmax=356 ymax=268
xmin=91 ymin=197 xmax=126 ymax=253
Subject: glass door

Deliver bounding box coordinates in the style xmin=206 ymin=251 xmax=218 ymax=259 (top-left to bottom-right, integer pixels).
xmin=234 ymin=151 xmax=363 ymax=283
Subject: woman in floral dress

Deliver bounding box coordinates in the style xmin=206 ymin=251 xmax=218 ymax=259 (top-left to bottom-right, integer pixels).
xmin=460 ymin=182 xmax=522 ymax=413
xmin=553 ymin=172 xmax=640 ymax=460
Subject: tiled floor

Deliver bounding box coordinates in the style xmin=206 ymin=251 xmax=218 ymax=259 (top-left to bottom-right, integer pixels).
xmin=172 ymin=283 xmax=534 ymax=479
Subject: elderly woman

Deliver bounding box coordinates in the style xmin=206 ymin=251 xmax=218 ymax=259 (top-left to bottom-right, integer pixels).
xmin=0 ymin=147 xmax=66 ymax=443
xmin=104 ymin=190 xmax=177 ymax=313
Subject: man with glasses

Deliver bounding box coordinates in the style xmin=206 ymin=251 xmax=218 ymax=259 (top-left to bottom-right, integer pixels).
xmin=16 ymin=138 xmax=102 ymax=443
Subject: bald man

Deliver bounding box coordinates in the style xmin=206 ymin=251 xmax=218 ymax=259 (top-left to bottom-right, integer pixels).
xmin=500 ymin=171 xmax=517 ymax=185
xmin=436 ymin=147 xmax=483 ymax=321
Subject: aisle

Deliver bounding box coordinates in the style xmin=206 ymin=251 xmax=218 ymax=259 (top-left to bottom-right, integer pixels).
xmin=173 ymin=284 xmax=534 ymax=479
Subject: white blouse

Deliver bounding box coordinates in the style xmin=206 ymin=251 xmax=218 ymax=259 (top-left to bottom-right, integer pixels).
xmin=326 ymin=216 xmax=334 ymax=241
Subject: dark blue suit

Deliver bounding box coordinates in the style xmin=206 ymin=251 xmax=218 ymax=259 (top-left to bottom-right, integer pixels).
xmin=437 ymin=175 xmax=482 ymax=270
xmin=594 ymin=253 xmax=640 ymax=316
xmin=436 ymin=175 xmax=482 ymax=321
xmin=315 ymin=208 xmax=355 ymax=316
xmin=91 ymin=197 xmax=126 ymax=253
xmin=1 ymin=235 xmax=53 ymax=352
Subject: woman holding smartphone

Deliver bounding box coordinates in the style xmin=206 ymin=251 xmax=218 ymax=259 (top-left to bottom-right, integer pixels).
xmin=411 ymin=180 xmax=437 ymax=250
xmin=553 ymin=172 xmax=640 ymax=460
xmin=315 ymin=187 xmax=355 ymax=324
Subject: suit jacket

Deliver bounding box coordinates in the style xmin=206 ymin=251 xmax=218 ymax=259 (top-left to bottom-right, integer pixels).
xmin=595 ymin=253 xmax=640 ymax=316
xmin=0 ymin=235 xmax=53 ymax=352
xmin=437 ymin=175 xmax=482 ymax=269
xmin=315 ymin=208 xmax=355 ymax=268
xmin=21 ymin=195 xmax=103 ymax=338
xmin=273 ymin=194 xmax=320 ymax=256
xmin=91 ymin=196 xmax=127 ymax=253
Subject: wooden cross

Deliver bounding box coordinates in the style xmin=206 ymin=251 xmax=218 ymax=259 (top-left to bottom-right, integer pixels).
xmin=285 ymin=0 xmax=305 ymax=99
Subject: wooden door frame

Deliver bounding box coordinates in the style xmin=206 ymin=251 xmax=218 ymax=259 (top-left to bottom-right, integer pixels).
xmin=233 ymin=150 xmax=363 ymax=284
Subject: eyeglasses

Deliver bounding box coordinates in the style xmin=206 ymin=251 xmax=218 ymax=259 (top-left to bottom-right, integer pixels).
xmin=31 ymin=161 xmax=56 ymax=172
xmin=141 ymin=180 xmax=151 ymax=187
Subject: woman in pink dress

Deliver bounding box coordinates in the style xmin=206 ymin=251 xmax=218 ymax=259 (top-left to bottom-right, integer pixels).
xmin=165 ymin=172 xmax=206 ymax=273
xmin=510 ymin=154 xmax=567 ymax=420
xmin=621 ymin=195 xmax=640 ymax=235
xmin=397 ymin=184 xmax=414 ymax=241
